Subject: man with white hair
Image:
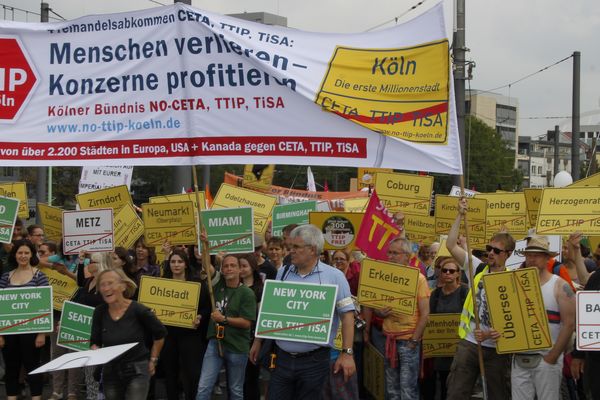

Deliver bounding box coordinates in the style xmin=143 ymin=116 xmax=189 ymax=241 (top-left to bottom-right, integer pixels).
xmin=249 ymin=224 xmax=356 ymax=399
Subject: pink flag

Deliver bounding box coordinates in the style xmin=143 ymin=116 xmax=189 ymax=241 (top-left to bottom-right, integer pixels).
xmin=355 ymin=190 xmax=402 ymax=261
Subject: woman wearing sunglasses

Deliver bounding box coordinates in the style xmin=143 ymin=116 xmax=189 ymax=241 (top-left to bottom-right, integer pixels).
xmin=422 ymin=257 xmax=468 ymax=400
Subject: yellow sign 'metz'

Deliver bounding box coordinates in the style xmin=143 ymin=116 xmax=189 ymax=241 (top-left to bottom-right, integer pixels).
xmin=357 ymin=258 xmax=419 ymax=315
xmin=374 ymin=172 xmax=433 ymax=216
xmin=475 ymin=193 xmax=527 ymax=239
xmin=138 ymin=276 xmax=201 ymax=328
xmin=0 ymin=182 xmax=28 ymax=219
xmin=316 ymin=40 xmax=450 ymax=144
xmin=114 ymin=204 xmax=144 ymax=249
xmin=142 ymin=201 xmax=197 ymax=246
xmin=38 ymin=203 xmax=63 ymax=243
xmin=76 ymin=185 xmax=133 ymax=212
xmin=536 ymin=187 xmax=600 ymax=235
xmin=423 ymin=313 xmax=461 ymax=357
xmin=483 ymin=267 xmax=552 ymax=354
xmin=524 ymin=188 xmax=542 ymax=228
xmin=212 ymin=183 xmax=276 ymax=235
xmin=40 ymin=267 xmax=79 ymax=311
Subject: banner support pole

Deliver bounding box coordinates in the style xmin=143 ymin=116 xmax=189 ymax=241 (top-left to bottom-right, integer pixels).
xmin=192 ymin=165 xmax=223 ymax=357
xmin=460 ymin=175 xmax=488 ymax=400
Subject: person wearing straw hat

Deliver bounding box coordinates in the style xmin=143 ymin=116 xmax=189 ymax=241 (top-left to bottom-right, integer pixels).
xmin=445 ymin=197 xmax=515 ymax=400
xmin=511 ymin=235 xmax=575 ymax=400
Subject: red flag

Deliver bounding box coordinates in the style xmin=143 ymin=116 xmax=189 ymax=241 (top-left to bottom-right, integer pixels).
xmin=324 ymin=180 xmax=329 ymax=192
xmin=205 ymin=184 xmax=213 ymax=208
xmin=355 ymin=190 xmax=402 ymax=260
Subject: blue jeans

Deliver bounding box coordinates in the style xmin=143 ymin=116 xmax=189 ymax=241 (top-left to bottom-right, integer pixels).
xmin=268 ymin=346 xmax=331 ymax=400
xmin=102 ymin=360 xmax=150 ymax=400
xmin=384 ymin=340 xmax=420 ymax=400
xmin=195 ymin=339 xmax=248 ymax=400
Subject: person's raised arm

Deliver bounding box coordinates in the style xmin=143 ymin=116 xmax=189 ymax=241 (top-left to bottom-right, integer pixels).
xmin=446 ymin=197 xmax=468 ymax=266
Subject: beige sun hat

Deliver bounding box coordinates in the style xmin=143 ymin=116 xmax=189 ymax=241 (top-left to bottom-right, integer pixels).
xmin=523 ymin=235 xmax=558 ymax=257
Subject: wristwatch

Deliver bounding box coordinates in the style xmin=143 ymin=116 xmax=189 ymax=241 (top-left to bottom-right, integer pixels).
xmin=150 ymin=357 xmax=159 ymax=364
xmin=341 ymin=348 xmax=354 ymax=355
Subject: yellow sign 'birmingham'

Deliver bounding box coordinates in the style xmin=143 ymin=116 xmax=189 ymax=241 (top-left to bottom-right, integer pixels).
xmin=316 ymin=40 xmax=449 ymax=144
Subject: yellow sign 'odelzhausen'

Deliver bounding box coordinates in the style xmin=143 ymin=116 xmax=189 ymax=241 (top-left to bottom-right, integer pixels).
xmin=316 ymin=40 xmax=449 ymax=144
xmin=483 ymin=267 xmax=552 ymax=354
xmin=212 ymin=183 xmax=276 ymax=235
xmin=374 ymin=172 xmax=433 ymax=216
xmin=357 ymin=258 xmax=420 ymax=315
xmin=535 ymin=187 xmax=600 ymax=235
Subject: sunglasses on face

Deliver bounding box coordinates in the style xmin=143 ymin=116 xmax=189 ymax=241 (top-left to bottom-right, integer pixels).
xmin=486 ymin=245 xmax=506 ymax=255
xmin=441 ymin=268 xmax=458 ymax=274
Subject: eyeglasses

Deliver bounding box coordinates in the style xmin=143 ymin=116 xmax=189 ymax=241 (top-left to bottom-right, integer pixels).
xmin=332 ymin=258 xmax=347 ymax=262
xmin=441 ymin=268 xmax=458 ymax=274
xmin=387 ymin=251 xmax=408 ymax=256
xmin=486 ymin=245 xmax=507 ymax=255
xmin=291 ymin=244 xmax=311 ymax=250
xmin=31 ymin=234 xmax=44 ymax=237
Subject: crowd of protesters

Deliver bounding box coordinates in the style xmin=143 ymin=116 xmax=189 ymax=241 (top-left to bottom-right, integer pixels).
xmin=1 ymin=196 xmax=600 ymax=400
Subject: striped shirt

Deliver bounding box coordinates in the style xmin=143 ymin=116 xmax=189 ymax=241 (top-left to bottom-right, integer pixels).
xmin=0 ymin=268 xmax=49 ymax=288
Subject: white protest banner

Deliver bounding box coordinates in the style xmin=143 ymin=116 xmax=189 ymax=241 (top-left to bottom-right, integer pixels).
xmin=79 ymin=166 xmax=134 ymax=194
xmin=0 ymin=3 xmax=460 ymax=175
xmin=62 ymin=208 xmax=114 ymax=254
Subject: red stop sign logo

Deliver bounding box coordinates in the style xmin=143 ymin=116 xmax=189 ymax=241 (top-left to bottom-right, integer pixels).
xmin=0 ymin=37 xmax=38 ymax=122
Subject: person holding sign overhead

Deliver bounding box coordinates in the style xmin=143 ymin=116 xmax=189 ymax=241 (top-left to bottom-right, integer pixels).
xmin=511 ymin=236 xmax=575 ymax=400
xmin=91 ymin=269 xmax=166 ymax=400
xmin=445 ymin=197 xmax=514 ymax=400
xmin=195 ymin=254 xmax=256 ymax=400
xmin=249 ymin=224 xmax=356 ymax=400
xmin=0 ymin=239 xmax=49 ymax=400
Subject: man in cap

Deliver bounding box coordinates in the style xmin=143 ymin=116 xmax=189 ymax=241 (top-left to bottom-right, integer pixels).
xmin=512 ymin=235 xmax=575 ymax=400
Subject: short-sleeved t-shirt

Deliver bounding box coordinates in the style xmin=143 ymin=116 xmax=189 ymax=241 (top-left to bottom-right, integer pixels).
xmin=207 ymin=278 xmax=256 ymax=354
xmin=383 ymin=273 xmax=430 ymax=340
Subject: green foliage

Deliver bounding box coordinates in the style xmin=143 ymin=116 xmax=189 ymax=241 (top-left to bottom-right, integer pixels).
xmin=463 ymin=116 xmax=522 ymax=192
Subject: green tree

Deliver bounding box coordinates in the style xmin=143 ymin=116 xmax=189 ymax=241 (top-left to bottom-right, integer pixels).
xmin=433 ymin=116 xmax=522 ymax=194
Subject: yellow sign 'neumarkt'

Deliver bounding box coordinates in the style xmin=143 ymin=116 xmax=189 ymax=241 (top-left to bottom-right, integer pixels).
xmin=142 ymin=201 xmax=197 ymax=246
xmin=316 ymin=40 xmax=449 ymax=143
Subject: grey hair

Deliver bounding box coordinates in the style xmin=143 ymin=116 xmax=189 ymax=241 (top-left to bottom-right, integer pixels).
xmin=389 ymin=237 xmax=412 ymax=254
xmin=290 ymin=224 xmax=324 ymax=255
